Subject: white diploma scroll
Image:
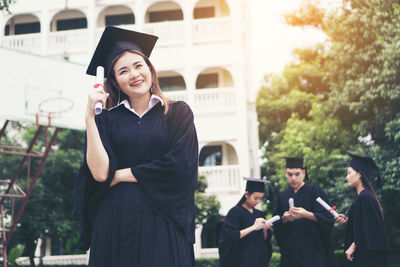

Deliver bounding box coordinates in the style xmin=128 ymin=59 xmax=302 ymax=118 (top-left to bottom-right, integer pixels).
xmin=94 ymin=66 xmax=104 ymax=115
xmin=257 ymin=215 xmax=280 ymax=230
xmin=289 ymin=198 xmax=294 ymax=208
xmin=316 ymin=197 xmax=338 ymax=218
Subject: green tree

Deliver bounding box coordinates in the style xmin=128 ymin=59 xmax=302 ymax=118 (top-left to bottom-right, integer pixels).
xmin=0 ymin=0 xmax=14 ymax=12
xmin=2 ymin=127 xmax=85 ymax=266
xmin=257 ymin=0 xmax=400 ymax=253
xmin=195 ymin=174 xmax=221 ymax=248
xmin=195 ymin=174 xmax=220 ymax=226
xmin=322 ymin=0 xmax=400 ymax=249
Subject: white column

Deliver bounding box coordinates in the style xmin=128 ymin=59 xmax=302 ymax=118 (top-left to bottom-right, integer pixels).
xmin=183 ymin=1 xmax=195 ymax=107
xmin=40 ymin=9 xmax=50 ymax=56
xmin=87 ymin=0 xmax=97 ymax=54
xmin=134 ymin=1 xmax=145 ymax=31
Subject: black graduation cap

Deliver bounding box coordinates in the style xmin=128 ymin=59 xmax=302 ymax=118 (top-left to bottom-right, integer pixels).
xmin=282 ymin=157 xmax=308 ymax=181
xmin=86 ymin=26 xmax=158 ymax=76
xmin=243 ymin=177 xmax=269 ymax=193
xmin=347 ymin=152 xmax=380 ymax=180
xmin=283 ymin=157 xmax=304 ymax=169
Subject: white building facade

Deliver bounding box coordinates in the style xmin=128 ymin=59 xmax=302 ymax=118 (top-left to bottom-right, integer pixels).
xmin=0 ymin=0 xmax=260 ymax=260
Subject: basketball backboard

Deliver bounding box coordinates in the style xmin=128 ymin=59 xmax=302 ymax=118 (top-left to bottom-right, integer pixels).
xmin=0 ymin=47 xmax=93 ymax=130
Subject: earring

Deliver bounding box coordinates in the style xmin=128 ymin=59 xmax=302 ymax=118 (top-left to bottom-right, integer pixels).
xmin=117 ymin=90 xmax=121 ymax=105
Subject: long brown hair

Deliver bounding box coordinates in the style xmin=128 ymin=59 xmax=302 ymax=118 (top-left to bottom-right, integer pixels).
xmin=104 ymin=50 xmax=170 ymax=114
xmin=359 ymin=173 xmax=384 ymax=219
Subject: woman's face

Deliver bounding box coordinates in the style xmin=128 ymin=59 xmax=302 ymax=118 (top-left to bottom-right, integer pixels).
xmin=113 ymin=52 xmax=152 ymax=99
xmin=346 ymin=167 xmax=362 ymax=188
xmin=245 ymin=192 xmax=264 ymax=208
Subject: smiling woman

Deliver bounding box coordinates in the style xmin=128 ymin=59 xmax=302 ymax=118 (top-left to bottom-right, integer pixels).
xmin=111 ymin=52 xmax=153 ymax=115
xmin=74 ymin=26 xmax=199 ymax=267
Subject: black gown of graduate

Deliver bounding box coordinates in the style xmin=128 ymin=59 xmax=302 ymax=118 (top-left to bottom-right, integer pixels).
xmin=218 ymin=205 xmax=272 ymax=267
xmin=273 ymin=183 xmax=336 ymax=267
xmin=344 ymin=190 xmax=390 ymax=267
xmin=74 ymin=101 xmax=198 ymax=267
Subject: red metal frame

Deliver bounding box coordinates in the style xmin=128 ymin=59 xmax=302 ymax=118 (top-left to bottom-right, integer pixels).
xmin=0 ymin=120 xmax=59 ymax=267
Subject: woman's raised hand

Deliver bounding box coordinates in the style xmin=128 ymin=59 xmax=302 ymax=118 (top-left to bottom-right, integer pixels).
xmin=85 ymin=88 xmax=109 ymax=119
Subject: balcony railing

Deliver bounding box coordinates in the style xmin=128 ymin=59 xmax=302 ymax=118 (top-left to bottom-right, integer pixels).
xmin=143 ymin=21 xmax=185 ymax=46
xmin=193 ymin=87 xmax=236 ymax=114
xmin=163 ymin=90 xmax=189 ymax=102
xmin=16 ymin=254 xmax=89 ymax=265
xmin=47 ymin=29 xmax=89 ymax=55
xmin=192 ymin=17 xmax=232 ymax=44
xmin=163 ymin=87 xmax=236 ymax=114
xmin=1 ymin=18 xmax=232 ymax=55
xmin=1 ymin=33 xmax=41 ymax=53
xmin=199 ymin=165 xmax=241 ymax=193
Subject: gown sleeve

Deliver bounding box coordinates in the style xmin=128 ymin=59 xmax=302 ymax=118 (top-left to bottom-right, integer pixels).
xmin=218 ymin=207 xmax=241 ymax=267
xmin=311 ymin=185 xmax=336 ymax=267
xmin=74 ymin=112 xmax=118 ymax=251
xmin=130 ymin=101 xmax=199 ymax=242
xmin=272 ymin=192 xmax=286 ymax=250
xmin=351 ymin=191 xmax=390 ymax=252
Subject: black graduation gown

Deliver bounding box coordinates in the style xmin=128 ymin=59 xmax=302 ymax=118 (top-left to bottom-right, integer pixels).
xmin=344 ymin=190 xmax=390 ymax=267
xmin=218 ymin=205 xmax=272 ymax=267
xmin=74 ymin=101 xmax=199 ymax=267
xmin=273 ymin=183 xmax=336 ymax=267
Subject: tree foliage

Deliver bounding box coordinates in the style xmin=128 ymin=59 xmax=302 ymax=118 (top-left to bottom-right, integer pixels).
xmin=0 ymin=0 xmax=14 ymax=12
xmin=257 ymin=0 xmax=400 ymax=251
xmin=195 ymin=174 xmax=221 ymax=225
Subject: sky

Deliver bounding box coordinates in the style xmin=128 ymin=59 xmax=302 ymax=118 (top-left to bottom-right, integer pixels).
xmin=250 ymin=0 xmax=326 ymax=89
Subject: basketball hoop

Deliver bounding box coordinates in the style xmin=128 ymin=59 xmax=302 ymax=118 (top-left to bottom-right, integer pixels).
xmin=35 ymin=97 xmax=73 ymax=127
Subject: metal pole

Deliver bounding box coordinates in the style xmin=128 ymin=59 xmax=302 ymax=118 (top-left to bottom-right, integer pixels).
xmin=5 ymin=127 xmax=60 ymax=245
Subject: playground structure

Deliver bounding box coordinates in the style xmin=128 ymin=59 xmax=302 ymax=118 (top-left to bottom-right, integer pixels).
xmin=0 ymin=121 xmax=59 ymax=267
xmin=0 ymin=47 xmax=90 ymax=266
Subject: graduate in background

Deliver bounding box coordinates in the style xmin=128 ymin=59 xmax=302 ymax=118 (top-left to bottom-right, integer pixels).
xmin=273 ymin=157 xmax=336 ymax=267
xmin=218 ymin=177 xmax=273 ymax=267
xmin=74 ymin=26 xmax=198 ymax=267
xmin=335 ymin=153 xmax=390 ymax=266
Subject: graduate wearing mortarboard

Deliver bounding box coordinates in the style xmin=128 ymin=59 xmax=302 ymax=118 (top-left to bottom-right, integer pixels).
xmin=273 ymin=157 xmax=336 ymax=267
xmin=74 ymin=26 xmax=198 ymax=267
xmin=335 ymin=153 xmax=390 ymax=266
xmin=218 ymin=177 xmax=273 ymax=267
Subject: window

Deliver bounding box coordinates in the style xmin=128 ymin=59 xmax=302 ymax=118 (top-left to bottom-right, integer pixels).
xmin=5 ymin=25 xmax=10 ymax=36
xmin=196 ymin=73 xmax=218 ymax=89
xmin=159 ymin=76 xmax=186 ymax=91
xmin=14 ymin=22 xmax=40 ymax=35
xmin=105 ymin=14 xmax=135 ymax=26
xmin=149 ymin=10 xmax=183 ymax=23
xmin=56 ymin=18 xmax=87 ymax=31
xmin=199 ymin=146 xmax=222 ymax=166
xmin=194 ymin=7 xmax=215 ymax=19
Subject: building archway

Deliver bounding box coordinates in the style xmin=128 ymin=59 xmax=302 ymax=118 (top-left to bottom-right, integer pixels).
xmin=158 ymin=71 xmax=186 ymax=92
xmin=4 ymin=14 xmax=40 ymax=35
xmin=145 ymin=1 xmax=184 ymax=23
xmin=97 ymin=5 xmax=135 ymax=27
xmin=193 ymin=0 xmax=230 ymax=19
xmin=195 ymin=67 xmax=234 ymax=89
xmin=199 ymin=141 xmax=238 ymax=166
xmin=51 ymin=9 xmax=87 ymax=32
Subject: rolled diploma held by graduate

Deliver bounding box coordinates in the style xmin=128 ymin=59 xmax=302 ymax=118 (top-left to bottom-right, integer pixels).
xmin=257 ymin=215 xmax=281 ymax=230
xmin=94 ymin=66 xmax=104 ymax=115
xmin=289 ymin=198 xmax=294 ymax=208
xmin=316 ymin=197 xmax=338 ymax=218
